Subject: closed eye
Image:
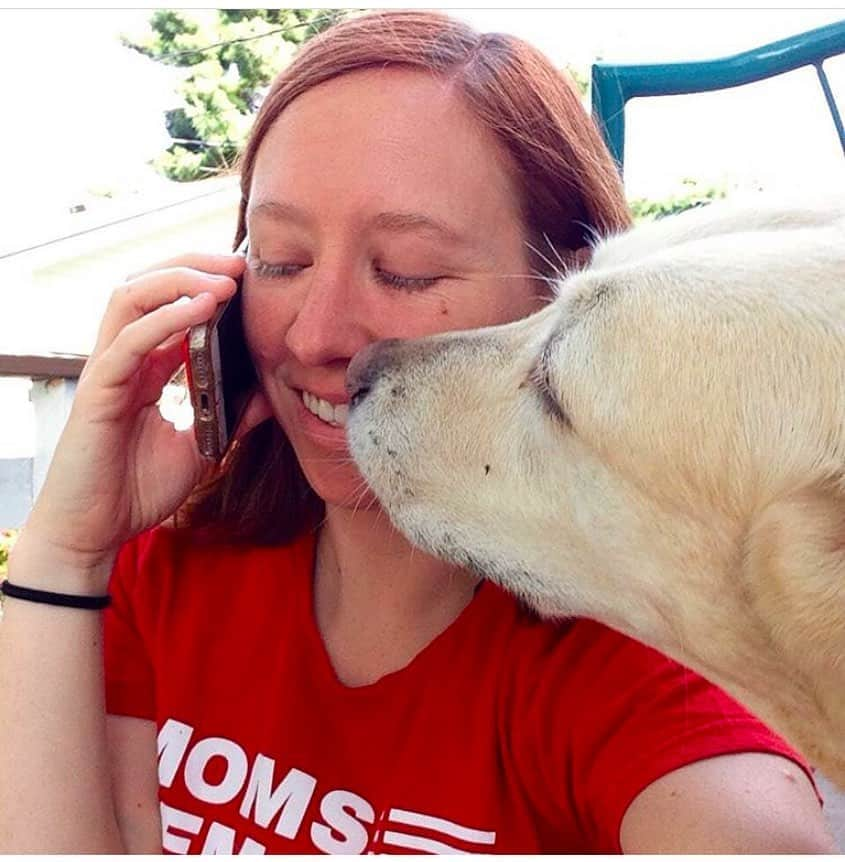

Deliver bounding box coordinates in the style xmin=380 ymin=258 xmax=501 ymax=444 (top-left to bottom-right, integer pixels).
xmin=373 ymin=267 xmax=442 ymax=291
xmin=530 ymin=341 xmax=571 ymax=428
xmin=252 ymin=260 xmax=307 ymax=279
xmin=248 ymin=260 xmax=441 ymax=291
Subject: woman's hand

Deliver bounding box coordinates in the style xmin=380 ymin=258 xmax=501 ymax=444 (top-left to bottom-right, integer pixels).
xmin=19 ymin=253 xmax=247 ymax=580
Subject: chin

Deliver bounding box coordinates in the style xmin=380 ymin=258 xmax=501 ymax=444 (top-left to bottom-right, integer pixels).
xmin=272 ymin=388 xmax=378 ymax=513
xmin=296 ymin=456 xmax=380 ymax=513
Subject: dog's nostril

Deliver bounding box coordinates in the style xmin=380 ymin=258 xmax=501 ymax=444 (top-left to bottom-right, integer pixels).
xmin=346 ymin=339 xmax=404 ymax=405
xmin=349 ymin=385 xmax=371 ymax=408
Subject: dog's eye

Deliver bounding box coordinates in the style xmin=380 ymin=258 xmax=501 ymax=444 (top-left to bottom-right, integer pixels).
xmin=529 ymin=342 xmax=570 ymax=427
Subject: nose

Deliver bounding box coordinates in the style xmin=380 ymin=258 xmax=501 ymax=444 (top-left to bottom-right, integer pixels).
xmin=284 ymin=264 xmax=370 ymax=366
xmin=346 ymin=339 xmax=404 ymax=405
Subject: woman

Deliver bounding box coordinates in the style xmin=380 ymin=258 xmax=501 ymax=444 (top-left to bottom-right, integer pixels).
xmin=1 ymin=11 xmax=834 ymax=853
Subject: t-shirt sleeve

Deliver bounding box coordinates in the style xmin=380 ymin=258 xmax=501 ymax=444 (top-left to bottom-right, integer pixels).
xmin=514 ymin=619 xmax=816 ymax=852
xmin=103 ymin=532 xmax=158 ymax=721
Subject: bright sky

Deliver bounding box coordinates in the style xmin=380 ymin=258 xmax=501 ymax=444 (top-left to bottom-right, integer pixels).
xmin=461 ymin=8 xmax=845 ymax=195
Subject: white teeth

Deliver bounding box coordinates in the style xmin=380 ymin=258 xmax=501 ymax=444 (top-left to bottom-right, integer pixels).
xmin=302 ymin=391 xmax=347 ymax=427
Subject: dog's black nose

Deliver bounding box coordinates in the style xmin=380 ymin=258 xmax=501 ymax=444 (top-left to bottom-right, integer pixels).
xmin=346 ymin=339 xmax=403 ymax=406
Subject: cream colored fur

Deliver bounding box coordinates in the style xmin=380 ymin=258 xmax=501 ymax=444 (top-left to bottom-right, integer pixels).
xmin=346 ymin=195 xmax=845 ymax=785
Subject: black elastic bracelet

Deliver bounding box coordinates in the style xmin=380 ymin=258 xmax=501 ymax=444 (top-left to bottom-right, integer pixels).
xmin=0 ymin=579 xmax=111 ymax=610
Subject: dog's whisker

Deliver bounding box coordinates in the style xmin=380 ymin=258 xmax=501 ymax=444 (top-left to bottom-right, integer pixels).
xmin=542 ymin=231 xmax=572 ymax=274
xmin=572 ymin=217 xmax=603 ymax=250
xmin=315 ymin=511 xmax=330 ymax=535
xmin=300 ymin=453 xmax=356 ymax=468
xmin=523 ymin=239 xmax=564 ymax=280
xmin=351 ymin=484 xmax=371 ymax=516
xmin=316 ymin=453 xmax=359 ymax=467
xmin=343 ymin=477 xmax=373 ymax=512
xmin=493 ymin=272 xmax=560 ymax=286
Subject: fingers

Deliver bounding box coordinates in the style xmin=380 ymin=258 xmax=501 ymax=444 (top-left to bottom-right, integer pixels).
xmin=93 ymin=258 xmax=244 ymax=356
xmin=126 ymin=252 xmax=246 ymax=282
xmin=135 ymin=335 xmax=190 ymax=408
xmin=156 ymin=329 xmax=189 ymax=359
xmin=90 ymin=292 xmax=219 ymax=393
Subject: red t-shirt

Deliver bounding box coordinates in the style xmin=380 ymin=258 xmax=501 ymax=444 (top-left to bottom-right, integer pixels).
xmin=105 ymin=525 xmax=810 ymax=854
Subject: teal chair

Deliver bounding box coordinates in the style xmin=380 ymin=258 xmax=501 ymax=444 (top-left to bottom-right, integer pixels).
xmin=591 ymin=19 xmax=845 ymax=174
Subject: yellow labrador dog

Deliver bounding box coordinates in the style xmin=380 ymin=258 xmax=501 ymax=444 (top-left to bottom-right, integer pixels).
xmin=346 ymin=196 xmax=845 ymax=786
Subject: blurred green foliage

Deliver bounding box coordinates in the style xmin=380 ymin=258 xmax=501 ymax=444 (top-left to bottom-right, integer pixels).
xmin=629 ymin=178 xmax=728 ymax=222
xmin=123 ymin=9 xmax=346 ymax=181
xmin=0 ymin=529 xmax=18 ymax=581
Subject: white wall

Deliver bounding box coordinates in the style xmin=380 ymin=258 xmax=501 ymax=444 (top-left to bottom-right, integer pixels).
xmin=0 ymin=458 xmax=32 ymax=528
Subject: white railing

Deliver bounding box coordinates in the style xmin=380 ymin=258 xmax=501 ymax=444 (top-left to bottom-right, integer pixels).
xmin=0 ymin=353 xmax=83 ymax=527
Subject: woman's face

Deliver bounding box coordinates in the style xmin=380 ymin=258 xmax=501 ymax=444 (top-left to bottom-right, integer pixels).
xmin=244 ymin=66 xmax=546 ymax=509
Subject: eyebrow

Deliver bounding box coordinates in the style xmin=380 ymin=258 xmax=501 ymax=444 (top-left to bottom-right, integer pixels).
xmin=372 ymin=211 xmax=470 ymax=247
xmin=247 ymin=200 xmax=472 ymax=248
xmin=247 ymin=200 xmax=312 ymax=229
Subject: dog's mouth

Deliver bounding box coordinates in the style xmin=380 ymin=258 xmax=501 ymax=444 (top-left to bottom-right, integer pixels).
xmin=346 ymin=339 xmax=401 ymax=411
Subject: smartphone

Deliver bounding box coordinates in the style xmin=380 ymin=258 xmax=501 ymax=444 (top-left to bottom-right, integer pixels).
xmin=185 ymin=238 xmax=258 ymax=461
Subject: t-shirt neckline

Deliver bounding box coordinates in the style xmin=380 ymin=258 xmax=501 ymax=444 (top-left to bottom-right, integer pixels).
xmin=295 ymin=529 xmax=493 ymax=698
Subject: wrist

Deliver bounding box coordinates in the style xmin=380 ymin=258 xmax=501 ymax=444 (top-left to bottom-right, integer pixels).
xmin=7 ymin=532 xmax=117 ymax=596
xmin=0 ymin=580 xmax=112 ymax=610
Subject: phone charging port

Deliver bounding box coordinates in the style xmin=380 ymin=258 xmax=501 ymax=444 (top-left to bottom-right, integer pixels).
xmin=200 ymin=393 xmax=210 ymax=415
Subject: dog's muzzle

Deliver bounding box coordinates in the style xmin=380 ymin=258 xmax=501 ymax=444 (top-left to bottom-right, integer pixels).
xmin=346 ymin=338 xmax=405 ymax=408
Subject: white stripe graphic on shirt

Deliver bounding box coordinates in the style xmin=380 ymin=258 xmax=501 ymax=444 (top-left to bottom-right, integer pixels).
xmin=388 ymin=808 xmax=496 ymax=845
xmin=382 ymin=830 xmax=469 ymax=854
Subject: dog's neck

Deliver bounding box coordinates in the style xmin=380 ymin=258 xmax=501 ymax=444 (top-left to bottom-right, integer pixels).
xmin=578 ymin=522 xmax=845 ymax=787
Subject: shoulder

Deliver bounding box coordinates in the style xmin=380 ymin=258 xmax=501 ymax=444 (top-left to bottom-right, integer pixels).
xmin=109 ymin=525 xmax=317 ymax=609
xmin=106 ymin=524 xmax=319 ymax=680
xmin=488 ymin=600 xmax=678 ymax=700
xmin=490 ymin=606 xmax=813 ymax=849
xmin=113 ymin=524 xmax=315 ymax=577
xmin=619 ymin=751 xmax=833 ymax=853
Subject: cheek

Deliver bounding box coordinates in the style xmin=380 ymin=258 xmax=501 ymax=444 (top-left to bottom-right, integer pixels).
xmin=404 ymin=283 xmax=544 ymax=339
xmin=243 ymin=289 xmax=295 ymax=363
xmin=508 ymin=285 xmax=549 ymax=321
xmin=471 ymin=283 xmax=548 ymax=329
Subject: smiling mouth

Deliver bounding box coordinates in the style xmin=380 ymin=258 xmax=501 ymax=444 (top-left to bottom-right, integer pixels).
xmin=301 ymin=390 xmax=349 ymax=427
